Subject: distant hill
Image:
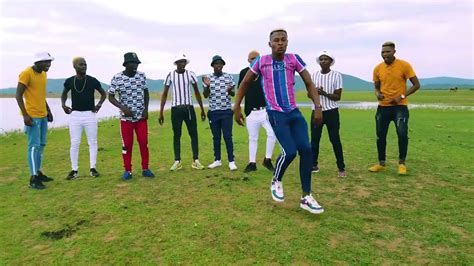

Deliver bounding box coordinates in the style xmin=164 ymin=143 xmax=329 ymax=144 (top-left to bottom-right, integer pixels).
xmin=1 ymin=74 xmax=472 ymax=94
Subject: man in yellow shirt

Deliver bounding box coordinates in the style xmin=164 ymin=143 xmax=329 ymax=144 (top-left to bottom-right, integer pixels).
xmin=369 ymin=42 xmax=420 ymax=175
xmin=16 ymin=52 xmax=54 ymax=189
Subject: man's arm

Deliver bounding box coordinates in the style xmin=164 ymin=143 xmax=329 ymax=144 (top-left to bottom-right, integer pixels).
xmin=319 ymin=88 xmax=342 ymax=101
xmin=93 ymin=85 xmax=107 ymax=113
xmin=202 ymin=76 xmax=210 ymax=98
xmin=300 ymin=69 xmax=323 ymax=126
xmin=192 ymin=83 xmax=206 ymax=121
xmin=158 ymin=85 xmax=169 ymax=125
xmin=233 ymin=70 xmax=257 ymax=126
xmin=108 ymin=92 xmax=133 ymax=117
xmin=15 ymin=83 xmax=32 ymax=126
xmin=46 ymin=101 xmax=53 ymax=122
xmin=143 ymin=89 xmax=149 ymax=120
xmin=61 ymin=85 xmax=72 ymax=114
xmin=374 ymin=81 xmax=384 ymax=100
xmin=406 ymin=76 xmax=421 ymax=97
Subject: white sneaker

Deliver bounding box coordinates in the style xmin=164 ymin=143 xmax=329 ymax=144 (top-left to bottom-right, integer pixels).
xmin=208 ymin=160 xmax=222 ymax=169
xmin=170 ymin=160 xmax=182 ymax=171
xmin=229 ymin=161 xmax=237 ymax=171
xmin=300 ymin=194 xmax=324 ymax=214
xmin=270 ymin=179 xmax=284 ymax=202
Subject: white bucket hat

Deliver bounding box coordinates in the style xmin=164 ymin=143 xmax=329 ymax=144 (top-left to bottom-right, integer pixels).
xmin=34 ymin=52 xmax=54 ymax=63
xmin=316 ymin=50 xmax=335 ymax=66
xmin=173 ymin=53 xmax=190 ymax=65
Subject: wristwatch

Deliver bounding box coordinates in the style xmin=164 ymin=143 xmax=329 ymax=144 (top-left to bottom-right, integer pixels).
xmin=400 ymin=94 xmax=406 ymax=99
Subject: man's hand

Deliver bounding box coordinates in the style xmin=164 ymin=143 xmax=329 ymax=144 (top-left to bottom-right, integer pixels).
xmin=202 ymin=76 xmax=211 ymax=87
xmin=200 ymin=110 xmax=206 ymax=121
xmin=312 ymin=109 xmax=323 ymax=126
xmin=47 ymin=111 xmax=53 ymax=122
xmin=121 ymin=106 xmax=133 ymax=117
xmin=233 ymin=105 xmax=245 ymax=126
xmin=62 ymin=105 xmax=72 ymax=114
xmin=142 ymin=109 xmax=148 ymax=120
xmin=318 ymin=87 xmax=327 ymax=96
xmin=376 ymin=91 xmax=384 ymax=100
xmin=92 ymin=103 xmax=102 ymax=113
xmin=390 ymin=95 xmax=402 ymax=105
xmin=158 ymin=113 xmax=164 ymax=125
xmin=23 ymin=114 xmax=33 ymax=126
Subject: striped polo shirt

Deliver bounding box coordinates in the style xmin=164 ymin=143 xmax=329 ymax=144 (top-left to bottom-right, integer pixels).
xmin=311 ymin=70 xmax=343 ymax=111
xmin=164 ymin=70 xmax=198 ymax=107
xmin=249 ymin=53 xmax=305 ymax=113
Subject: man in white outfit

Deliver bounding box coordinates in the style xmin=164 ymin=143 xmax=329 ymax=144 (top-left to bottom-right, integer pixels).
xmin=61 ymin=57 xmax=106 ymax=179
xmin=238 ymin=50 xmax=276 ymax=173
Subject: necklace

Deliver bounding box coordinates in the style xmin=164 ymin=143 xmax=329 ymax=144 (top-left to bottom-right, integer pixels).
xmin=73 ymin=76 xmax=87 ymax=93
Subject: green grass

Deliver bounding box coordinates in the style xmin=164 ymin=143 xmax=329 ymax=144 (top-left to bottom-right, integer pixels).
xmin=0 ymin=103 xmax=473 ymax=263
xmin=295 ymin=89 xmax=474 ymax=106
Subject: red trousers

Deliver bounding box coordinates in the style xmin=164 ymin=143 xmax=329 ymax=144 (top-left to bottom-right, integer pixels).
xmin=120 ymin=119 xmax=149 ymax=171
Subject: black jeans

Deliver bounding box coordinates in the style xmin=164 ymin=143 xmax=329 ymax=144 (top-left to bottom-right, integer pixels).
xmin=375 ymin=105 xmax=409 ymax=162
xmin=171 ymin=105 xmax=199 ymax=161
xmin=310 ymin=108 xmax=345 ymax=171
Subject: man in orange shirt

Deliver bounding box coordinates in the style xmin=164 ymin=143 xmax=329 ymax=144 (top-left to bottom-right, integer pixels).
xmin=369 ymin=42 xmax=420 ymax=175
xmin=16 ymin=52 xmax=55 ymax=189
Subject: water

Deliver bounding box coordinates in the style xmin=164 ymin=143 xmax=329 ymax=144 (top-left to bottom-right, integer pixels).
xmin=1 ymin=98 xmax=472 ymax=134
xmin=0 ymin=98 xmax=165 ymax=134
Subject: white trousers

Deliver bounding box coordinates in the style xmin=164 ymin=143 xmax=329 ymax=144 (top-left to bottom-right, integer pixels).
xmin=69 ymin=111 xmax=98 ymax=171
xmin=246 ymin=109 xmax=277 ymax=163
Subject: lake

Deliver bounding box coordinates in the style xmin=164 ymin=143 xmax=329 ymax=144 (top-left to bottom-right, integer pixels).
xmin=0 ymin=98 xmax=472 ymax=134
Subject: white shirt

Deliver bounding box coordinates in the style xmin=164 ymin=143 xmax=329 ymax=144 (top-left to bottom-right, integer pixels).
xmin=311 ymin=70 xmax=342 ymax=111
xmin=164 ymin=70 xmax=198 ymax=107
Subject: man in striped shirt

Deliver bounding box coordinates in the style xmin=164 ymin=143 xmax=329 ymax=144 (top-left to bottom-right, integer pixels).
xmin=234 ymin=29 xmax=325 ymax=214
xmin=310 ymin=50 xmax=346 ymax=178
xmin=159 ymin=54 xmax=206 ymax=171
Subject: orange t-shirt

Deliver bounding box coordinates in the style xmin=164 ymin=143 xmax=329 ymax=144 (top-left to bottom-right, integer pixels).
xmin=373 ymin=59 xmax=416 ymax=106
xmin=18 ymin=67 xmax=47 ymax=118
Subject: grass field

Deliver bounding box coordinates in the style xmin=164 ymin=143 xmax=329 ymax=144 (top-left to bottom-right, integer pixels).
xmin=0 ymin=92 xmax=473 ymax=263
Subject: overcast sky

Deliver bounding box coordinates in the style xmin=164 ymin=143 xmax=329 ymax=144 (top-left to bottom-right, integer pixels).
xmin=0 ymin=0 xmax=473 ymax=88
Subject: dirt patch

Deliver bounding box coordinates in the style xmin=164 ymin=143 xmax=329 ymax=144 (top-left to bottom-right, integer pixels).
xmin=103 ymin=230 xmax=117 ymax=242
xmin=352 ymin=186 xmax=372 ymax=198
xmin=40 ymin=219 xmax=88 ymax=240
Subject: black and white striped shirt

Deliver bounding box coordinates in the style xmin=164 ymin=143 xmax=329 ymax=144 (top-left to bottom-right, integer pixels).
xmin=164 ymin=70 xmax=198 ymax=107
xmin=311 ymin=70 xmax=343 ymax=111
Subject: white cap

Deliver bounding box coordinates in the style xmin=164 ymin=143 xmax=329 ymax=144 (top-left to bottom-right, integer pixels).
xmin=316 ymin=50 xmax=335 ymax=66
xmin=34 ymin=52 xmax=54 ymax=63
xmin=173 ymin=53 xmax=190 ymax=65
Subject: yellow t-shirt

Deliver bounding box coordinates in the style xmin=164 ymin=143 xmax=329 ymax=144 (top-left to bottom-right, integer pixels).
xmin=18 ymin=67 xmax=47 ymax=118
xmin=373 ymin=59 xmax=416 ymax=106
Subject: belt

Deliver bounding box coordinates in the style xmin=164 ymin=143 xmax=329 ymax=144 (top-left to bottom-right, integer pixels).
xmin=252 ymin=107 xmax=266 ymax=111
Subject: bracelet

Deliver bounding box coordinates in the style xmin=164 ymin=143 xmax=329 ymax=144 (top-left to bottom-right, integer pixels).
xmin=314 ymin=104 xmax=322 ymax=109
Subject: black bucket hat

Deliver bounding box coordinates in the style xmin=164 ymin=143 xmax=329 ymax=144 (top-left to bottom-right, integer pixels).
xmin=123 ymin=52 xmax=141 ymax=66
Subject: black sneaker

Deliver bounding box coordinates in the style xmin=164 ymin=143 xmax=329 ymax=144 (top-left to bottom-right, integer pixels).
xmin=244 ymin=163 xmax=257 ymax=173
xmin=90 ymin=168 xmax=100 ymax=177
xmin=37 ymin=171 xmax=53 ymax=182
xmin=66 ymin=170 xmax=78 ymax=180
xmin=262 ymin=158 xmax=275 ymax=172
xmin=311 ymin=166 xmax=320 ymax=173
xmin=29 ymin=175 xmax=46 ymax=190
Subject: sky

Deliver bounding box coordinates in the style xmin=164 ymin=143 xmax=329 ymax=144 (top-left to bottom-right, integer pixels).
xmin=0 ymin=0 xmax=473 ymax=88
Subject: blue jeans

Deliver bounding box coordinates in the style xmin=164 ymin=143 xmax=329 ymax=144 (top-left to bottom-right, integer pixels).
xmin=375 ymin=105 xmax=409 ymax=162
xmin=208 ymin=109 xmax=234 ymax=162
xmin=267 ymin=109 xmax=312 ymax=193
xmin=24 ymin=117 xmax=48 ymax=176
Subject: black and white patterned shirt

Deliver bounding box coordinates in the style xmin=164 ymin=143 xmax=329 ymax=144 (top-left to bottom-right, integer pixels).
xmin=311 ymin=70 xmax=343 ymax=111
xmin=207 ymin=73 xmax=235 ymax=111
xmin=164 ymin=70 xmax=197 ymax=107
xmin=108 ymin=71 xmax=148 ymax=122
